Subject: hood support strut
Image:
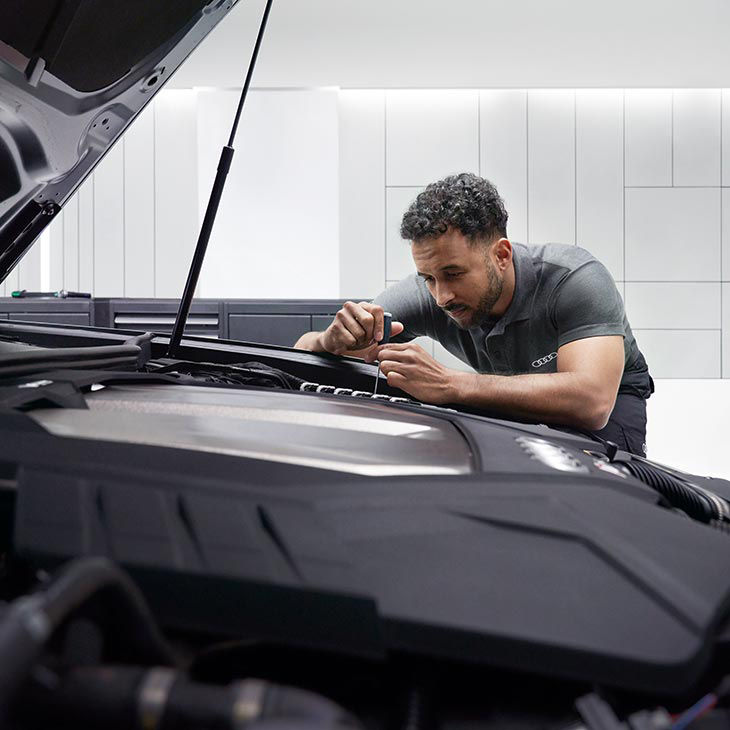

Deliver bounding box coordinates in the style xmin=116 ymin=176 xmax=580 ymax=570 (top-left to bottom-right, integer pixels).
xmin=167 ymin=0 xmax=274 ymax=358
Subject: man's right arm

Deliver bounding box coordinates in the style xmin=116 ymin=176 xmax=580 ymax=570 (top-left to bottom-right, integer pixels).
xmin=294 ymin=330 xmax=327 ymax=353
xmin=294 ymin=301 xmax=404 ymax=362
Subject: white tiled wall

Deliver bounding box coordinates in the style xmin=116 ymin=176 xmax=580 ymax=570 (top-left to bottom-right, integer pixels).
xmin=8 ymin=87 xmax=730 ymax=381
xmin=340 ymin=88 xmax=730 ymax=380
xmin=576 ymin=90 xmax=624 ymax=280
xmin=39 ymin=90 xmax=200 ymax=298
xmin=479 ymin=90 xmax=528 ymax=243
xmin=527 ymin=90 xmax=576 ymax=245
xmin=385 ymin=90 xmax=479 ymax=186
xmin=624 ymin=187 xmax=720 ymax=281
xmin=672 ymin=89 xmax=721 ymax=186
xmin=624 ymin=90 xmax=673 ymax=187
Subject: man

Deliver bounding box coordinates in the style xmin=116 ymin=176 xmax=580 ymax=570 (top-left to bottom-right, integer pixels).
xmin=295 ymin=173 xmax=653 ymax=455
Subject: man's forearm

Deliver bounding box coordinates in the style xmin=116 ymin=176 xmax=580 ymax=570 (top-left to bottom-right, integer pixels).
xmin=294 ymin=331 xmax=326 ymax=352
xmin=449 ymin=371 xmax=615 ymax=431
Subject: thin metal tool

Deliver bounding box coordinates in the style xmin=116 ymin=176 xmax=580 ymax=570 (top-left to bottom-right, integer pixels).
xmin=373 ymin=312 xmax=392 ymax=396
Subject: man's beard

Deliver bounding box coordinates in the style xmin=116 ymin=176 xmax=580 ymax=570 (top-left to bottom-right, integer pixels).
xmin=446 ymin=259 xmax=503 ymax=330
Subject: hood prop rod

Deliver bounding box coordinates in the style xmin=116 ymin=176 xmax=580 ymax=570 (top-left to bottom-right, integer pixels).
xmin=167 ymin=0 xmax=274 ymax=357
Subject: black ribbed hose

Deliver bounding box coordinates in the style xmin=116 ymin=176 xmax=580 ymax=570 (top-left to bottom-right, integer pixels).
xmin=621 ymin=460 xmax=718 ymax=522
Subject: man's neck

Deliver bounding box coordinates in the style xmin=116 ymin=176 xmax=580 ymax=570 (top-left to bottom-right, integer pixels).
xmin=489 ymin=261 xmax=516 ymax=319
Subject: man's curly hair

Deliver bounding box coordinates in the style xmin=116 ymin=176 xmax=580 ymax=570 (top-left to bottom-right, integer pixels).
xmin=400 ymin=173 xmax=508 ymax=245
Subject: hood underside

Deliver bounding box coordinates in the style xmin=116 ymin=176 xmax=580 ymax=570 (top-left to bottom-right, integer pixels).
xmin=0 ymin=0 xmax=241 ymax=282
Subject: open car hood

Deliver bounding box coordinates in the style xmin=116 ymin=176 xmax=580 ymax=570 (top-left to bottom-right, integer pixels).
xmin=0 ymin=0 xmax=241 ymax=283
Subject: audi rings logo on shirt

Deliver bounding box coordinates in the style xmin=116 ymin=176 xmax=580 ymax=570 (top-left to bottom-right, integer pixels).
xmin=532 ymin=352 xmax=558 ymax=368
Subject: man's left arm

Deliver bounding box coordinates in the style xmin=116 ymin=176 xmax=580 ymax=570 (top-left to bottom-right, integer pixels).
xmin=377 ymin=336 xmax=624 ymax=431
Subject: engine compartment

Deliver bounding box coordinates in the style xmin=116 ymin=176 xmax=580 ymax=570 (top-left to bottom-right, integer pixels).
xmin=0 ymin=324 xmax=730 ymax=727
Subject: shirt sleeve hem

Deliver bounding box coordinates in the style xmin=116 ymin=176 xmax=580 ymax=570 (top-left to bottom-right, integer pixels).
xmin=558 ymin=324 xmax=626 ymax=348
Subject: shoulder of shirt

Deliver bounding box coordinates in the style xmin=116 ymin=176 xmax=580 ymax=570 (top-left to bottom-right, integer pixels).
xmin=515 ymin=241 xmax=598 ymax=273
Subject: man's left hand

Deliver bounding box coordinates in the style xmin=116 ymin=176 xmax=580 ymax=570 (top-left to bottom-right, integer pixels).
xmin=374 ymin=342 xmax=461 ymax=404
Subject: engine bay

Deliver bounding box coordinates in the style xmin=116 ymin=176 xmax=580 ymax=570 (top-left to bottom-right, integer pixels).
xmin=0 ymin=326 xmax=730 ymax=728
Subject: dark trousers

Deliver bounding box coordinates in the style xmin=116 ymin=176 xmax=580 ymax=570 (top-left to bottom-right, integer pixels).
xmin=593 ymin=393 xmax=647 ymax=456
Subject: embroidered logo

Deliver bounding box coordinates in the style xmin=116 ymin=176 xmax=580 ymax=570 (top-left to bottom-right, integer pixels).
xmin=532 ymin=352 xmax=558 ymax=368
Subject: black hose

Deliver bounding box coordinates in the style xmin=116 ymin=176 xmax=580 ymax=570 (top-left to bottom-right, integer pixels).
xmin=0 ymin=355 xmax=139 ymax=377
xmin=0 ymin=558 xmax=175 ymax=714
xmin=20 ymin=666 xmax=364 ymax=730
xmin=0 ymin=344 xmax=142 ymax=366
xmin=621 ymin=460 xmax=718 ymax=522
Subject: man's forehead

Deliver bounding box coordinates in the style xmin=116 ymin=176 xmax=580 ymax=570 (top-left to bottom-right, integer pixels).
xmin=411 ymin=235 xmax=478 ymax=271
xmin=415 ymin=263 xmax=463 ymax=276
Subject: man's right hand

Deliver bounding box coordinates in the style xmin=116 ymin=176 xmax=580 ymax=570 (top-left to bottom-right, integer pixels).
xmin=319 ymin=301 xmax=404 ymax=360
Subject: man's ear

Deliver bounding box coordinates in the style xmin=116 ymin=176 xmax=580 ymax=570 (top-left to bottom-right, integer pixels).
xmin=492 ymin=237 xmax=512 ymax=271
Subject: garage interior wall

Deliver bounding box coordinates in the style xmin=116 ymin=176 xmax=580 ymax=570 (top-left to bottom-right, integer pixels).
xmin=2 ymin=85 xmax=729 ymax=478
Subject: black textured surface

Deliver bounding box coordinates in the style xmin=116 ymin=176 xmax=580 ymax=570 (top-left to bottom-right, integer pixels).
xmin=0 ymin=0 xmax=208 ymax=92
xmin=5 ymin=398 xmax=730 ymax=695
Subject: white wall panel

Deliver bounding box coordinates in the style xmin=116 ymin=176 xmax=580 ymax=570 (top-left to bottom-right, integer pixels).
xmin=723 ymin=188 xmax=730 ymax=282
xmin=647 ymin=380 xmax=730 ymax=479
xmin=78 ymin=181 xmax=94 ymax=292
xmin=576 ymin=89 xmax=624 ymax=280
xmin=625 ymin=282 xmax=720 ymax=329
xmin=17 ymin=235 xmax=41 ymax=291
xmin=385 ymin=90 xmax=479 ymax=186
xmin=673 ymin=89 xmax=721 ymax=187
xmin=197 ymin=89 xmax=339 ymax=298
xmin=339 ymin=90 xmax=385 ymax=298
xmin=4 ymin=266 xmax=19 ymax=295
xmin=48 ymin=208 xmax=64 ymax=291
xmin=155 ymin=89 xmax=198 ymax=298
xmin=93 ymin=143 xmax=125 ymax=296
xmin=124 ymin=103 xmax=156 ymax=297
xmin=723 ymin=90 xmax=730 ymax=187
xmin=479 ymin=90 xmax=527 ymax=242
xmin=635 ymin=329 xmax=720 ymax=378
xmin=62 ymin=193 xmax=79 ymax=291
xmin=722 ymin=284 xmax=730 ymax=378
xmin=386 ymin=187 xmax=421 ymax=282
xmin=527 ymin=90 xmax=575 ymax=244
xmin=624 ymin=90 xmax=672 ymax=187
xmin=625 ymin=187 xmax=720 ymax=281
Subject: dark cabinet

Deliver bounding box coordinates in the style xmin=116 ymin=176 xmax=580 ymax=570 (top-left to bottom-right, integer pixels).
xmin=311 ymin=315 xmax=334 ymax=332
xmin=8 ymin=313 xmax=90 ymax=326
xmin=228 ymin=314 xmax=311 ymax=347
xmin=0 ymin=298 xmax=353 ymax=344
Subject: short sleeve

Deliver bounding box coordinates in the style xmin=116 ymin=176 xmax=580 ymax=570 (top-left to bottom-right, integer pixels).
xmin=372 ymin=274 xmax=431 ymax=343
xmin=550 ymin=261 xmax=626 ymax=348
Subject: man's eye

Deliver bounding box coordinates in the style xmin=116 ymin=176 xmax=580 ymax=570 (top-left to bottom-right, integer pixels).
xmin=446 ymin=272 xmax=463 ymax=279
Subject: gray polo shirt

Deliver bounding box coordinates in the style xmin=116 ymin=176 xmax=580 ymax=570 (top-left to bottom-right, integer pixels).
xmin=373 ymin=242 xmax=652 ymax=399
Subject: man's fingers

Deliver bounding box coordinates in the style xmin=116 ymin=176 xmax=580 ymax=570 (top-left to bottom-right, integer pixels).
xmin=385 ymin=370 xmax=408 ymax=389
xmin=375 ymin=342 xmax=423 ymax=361
xmin=379 ymin=359 xmax=413 ymax=376
xmin=390 ymin=321 xmax=404 ymax=338
xmin=335 ymin=307 xmax=367 ymax=344
xmin=358 ymin=302 xmax=384 ymax=341
xmin=330 ymin=323 xmax=358 ymax=352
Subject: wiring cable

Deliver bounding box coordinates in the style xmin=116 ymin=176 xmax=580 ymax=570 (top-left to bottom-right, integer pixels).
xmin=670 ymin=692 xmax=718 ymax=730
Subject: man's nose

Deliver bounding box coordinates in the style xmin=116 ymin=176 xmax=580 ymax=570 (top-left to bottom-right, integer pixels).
xmin=434 ymin=282 xmax=454 ymax=308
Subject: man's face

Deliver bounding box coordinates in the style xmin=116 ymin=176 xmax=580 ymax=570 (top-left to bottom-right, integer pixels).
xmin=411 ymin=228 xmax=505 ymax=329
